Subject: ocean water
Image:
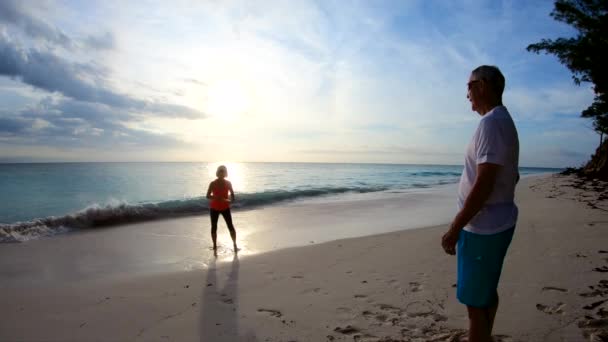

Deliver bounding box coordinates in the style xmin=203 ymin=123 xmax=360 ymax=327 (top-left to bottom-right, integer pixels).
xmin=0 ymin=162 xmax=559 ymax=243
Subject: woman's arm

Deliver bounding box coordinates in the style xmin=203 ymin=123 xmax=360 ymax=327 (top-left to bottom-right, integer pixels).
xmin=229 ymin=181 xmax=235 ymax=202
xmin=206 ymin=182 xmax=213 ymax=200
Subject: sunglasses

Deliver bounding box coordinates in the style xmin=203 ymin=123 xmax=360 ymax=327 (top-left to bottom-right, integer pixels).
xmin=467 ymin=79 xmax=482 ymax=90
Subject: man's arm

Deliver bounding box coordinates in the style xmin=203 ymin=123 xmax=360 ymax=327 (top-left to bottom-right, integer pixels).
xmin=452 ymin=162 xmax=501 ymax=231
xmin=442 ymin=163 xmax=501 ymax=254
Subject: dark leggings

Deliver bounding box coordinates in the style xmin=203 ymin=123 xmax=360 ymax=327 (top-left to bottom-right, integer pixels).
xmin=210 ymin=208 xmax=236 ymax=236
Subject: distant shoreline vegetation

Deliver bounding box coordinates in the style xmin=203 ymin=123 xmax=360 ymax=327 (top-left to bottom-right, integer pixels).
xmin=0 ymin=161 xmax=563 ymax=169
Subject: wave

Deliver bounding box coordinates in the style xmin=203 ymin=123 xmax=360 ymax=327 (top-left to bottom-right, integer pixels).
xmin=410 ymin=171 xmax=462 ymax=177
xmin=0 ymin=186 xmax=388 ymax=243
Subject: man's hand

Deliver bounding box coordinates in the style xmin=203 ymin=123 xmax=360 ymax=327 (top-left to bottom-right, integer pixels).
xmin=441 ymin=227 xmax=459 ymax=255
xmin=441 ymin=163 xmax=500 ymax=256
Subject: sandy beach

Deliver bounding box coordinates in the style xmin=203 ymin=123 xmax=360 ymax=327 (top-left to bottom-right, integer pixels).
xmin=1 ymin=174 xmax=607 ymax=341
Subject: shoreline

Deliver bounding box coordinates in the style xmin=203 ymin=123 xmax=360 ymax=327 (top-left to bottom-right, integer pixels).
xmin=1 ymin=173 xmax=607 ymax=341
xmin=0 ymin=168 xmax=554 ymax=244
xmin=0 ymin=182 xmax=460 ymax=286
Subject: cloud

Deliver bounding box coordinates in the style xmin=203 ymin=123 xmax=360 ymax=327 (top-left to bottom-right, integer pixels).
xmin=0 ymin=115 xmax=30 ymax=135
xmin=298 ymin=146 xmax=461 ymax=158
xmin=182 ymin=78 xmax=206 ymax=86
xmin=0 ymin=33 xmax=204 ymax=119
xmin=0 ymin=91 xmax=196 ymax=148
xmin=84 ymin=31 xmax=115 ymax=50
xmin=0 ymin=96 xmax=192 ymax=149
xmin=0 ymin=0 xmax=73 ymax=48
xmin=521 ymin=146 xmax=590 ymax=168
xmin=506 ymin=85 xmax=594 ymax=121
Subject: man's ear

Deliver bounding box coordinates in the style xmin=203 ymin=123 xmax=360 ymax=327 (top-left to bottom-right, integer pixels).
xmin=479 ymin=79 xmax=487 ymax=94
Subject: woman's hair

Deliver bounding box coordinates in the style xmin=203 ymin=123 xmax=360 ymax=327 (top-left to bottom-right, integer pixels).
xmin=216 ymin=165 xmax=228 ymax=177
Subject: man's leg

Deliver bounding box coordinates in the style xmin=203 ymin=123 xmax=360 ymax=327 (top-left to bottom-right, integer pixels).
xmin=210 ymin=209 xmax=220 ymax=250
xmin=466 ymin=305 xmax=492 ymax=342
xmin=488 ymin=295 xmax=499 ymax=336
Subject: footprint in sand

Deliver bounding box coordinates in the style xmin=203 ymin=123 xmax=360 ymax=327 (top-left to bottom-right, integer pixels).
xmin=593 ymin=266 xmax=608 ymax=273
xmin=363 ymin=308 xmax=400 ymax=327
xmin=333 ymin=325 xmax=360 ymax=335
xmin=94 ymin=297 xmax=112 ymax=305
xmin=584 ymin=279 xmax=608 ymax=295
xmin=583 ymin=300 xmax=607 ymax=311
xmin=580 ymin=289 xmax=607 ymax=298
xmin=386 ymin=279 xmax=402 ymax=290
xmin=361 ymin=310 xmax=375 ymax=319
xmin=335 ymin=307 xmax=354 ymax=320
xmin=405 ymin=301 xmax=434 ymax=318
xmin=536 ymin=302 xmax=565 ymax=315
xmin=257 ymin=308 xmax=282 ymax=318
xmin=429 ymin=328 xmax=514 ymax=341
xmin=300 ymin=287 xmax=321 ymax=295
xmin=432 ymin=313 xmax=448 ymax=322
xmin=409 ymin=281 xmax=423 ymax=293
xmin=336 ymin=307 xmax=352 ymax=314
xmin=577 ymin=318 xmax=608 ymax=340
xmin=373 ymin=312 xmax=389 ymax=322
xmin=376 ymin=303 xmax=403 ymax=316
xmin=490 ymin=334 xmax=514 ymax=342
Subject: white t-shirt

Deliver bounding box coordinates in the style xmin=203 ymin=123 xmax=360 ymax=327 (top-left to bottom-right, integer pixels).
xmin=458 ymin=105 xmax=519 ymax=235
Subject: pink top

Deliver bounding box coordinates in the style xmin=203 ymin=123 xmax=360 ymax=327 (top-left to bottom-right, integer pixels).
xmin=209 ymin=180 xmax=230 ymax=211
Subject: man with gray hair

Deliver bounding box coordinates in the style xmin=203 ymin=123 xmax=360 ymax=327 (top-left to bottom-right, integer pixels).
xmin=442 ymin=65 xmax=519 ymax=342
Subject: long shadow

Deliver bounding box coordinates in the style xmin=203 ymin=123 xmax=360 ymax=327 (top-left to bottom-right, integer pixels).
xmin=200 ymin=253 xmax=255 ymax=341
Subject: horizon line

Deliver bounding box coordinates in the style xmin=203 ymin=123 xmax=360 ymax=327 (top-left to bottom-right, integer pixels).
xmin=0 ymin=160 xmax=563 ymax=169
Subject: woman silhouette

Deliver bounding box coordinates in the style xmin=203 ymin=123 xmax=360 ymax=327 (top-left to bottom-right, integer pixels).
xmin=206 ymin=165 xmax=238 ymax=253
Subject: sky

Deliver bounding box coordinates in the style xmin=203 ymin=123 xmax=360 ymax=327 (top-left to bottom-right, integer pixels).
xmin=0 ymin=0 xmax=600 ymax=168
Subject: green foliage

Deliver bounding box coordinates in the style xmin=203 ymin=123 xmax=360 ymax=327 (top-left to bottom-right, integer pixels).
xmin=527 ymin=0 xmax=608 ymax=136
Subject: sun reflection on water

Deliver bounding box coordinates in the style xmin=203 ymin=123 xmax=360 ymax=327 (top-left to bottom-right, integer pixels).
xmin=206 ymin=161 xmax=248 ymax=193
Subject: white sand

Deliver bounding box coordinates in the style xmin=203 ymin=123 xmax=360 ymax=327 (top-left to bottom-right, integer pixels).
xmin=1 ymin=174 xmax=607 ymax=341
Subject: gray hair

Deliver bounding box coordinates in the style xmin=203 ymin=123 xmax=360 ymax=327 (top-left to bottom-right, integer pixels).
xmin=216 ymin=165 xmax=228 ymax=177
xmin=471 ymin=65 xmax=505 ymax=98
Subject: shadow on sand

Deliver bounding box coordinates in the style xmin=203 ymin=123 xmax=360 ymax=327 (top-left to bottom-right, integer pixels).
xmin=200 ymin=252 xmax=258 ymax=341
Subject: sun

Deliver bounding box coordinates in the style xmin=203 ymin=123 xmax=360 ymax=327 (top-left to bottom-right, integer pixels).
xmin=205 ymin=78 xmax=250 ymax=122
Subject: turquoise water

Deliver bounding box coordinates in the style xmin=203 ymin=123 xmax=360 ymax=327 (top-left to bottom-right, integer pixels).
xmin=0 ymin=162 xmax=559 ymax=242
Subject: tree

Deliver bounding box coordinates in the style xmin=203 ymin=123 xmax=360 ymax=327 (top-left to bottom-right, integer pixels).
xmin=583 ymin=94 xmax=608 ymax=145
xmin=527 ymin=0 xmax=608 ymax=146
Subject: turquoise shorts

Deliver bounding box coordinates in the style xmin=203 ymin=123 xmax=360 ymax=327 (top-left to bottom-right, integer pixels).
xmin=457 ymin=226 xmax=515 ymax=308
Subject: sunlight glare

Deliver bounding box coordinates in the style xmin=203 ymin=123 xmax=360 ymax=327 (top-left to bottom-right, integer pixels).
xmin=207 ymin=161 xmax=247 ymax=192
xmin=206 ymin=79 xmax=250 ymax=122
